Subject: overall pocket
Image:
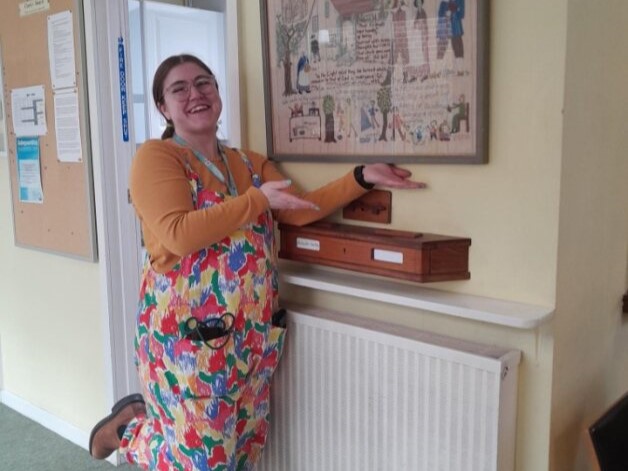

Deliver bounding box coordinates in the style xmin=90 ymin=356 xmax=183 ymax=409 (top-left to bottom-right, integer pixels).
xmin=249 ymin=325 xmax=287 ymax=393
xmin=172 ymin=331 xmax=248 ymax=400
xmin=263 ymin=325 xmax=287 ymax=376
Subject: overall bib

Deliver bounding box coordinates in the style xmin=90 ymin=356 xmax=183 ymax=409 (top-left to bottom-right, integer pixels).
xmin=120 ymin=151 xmax=286 ymax=471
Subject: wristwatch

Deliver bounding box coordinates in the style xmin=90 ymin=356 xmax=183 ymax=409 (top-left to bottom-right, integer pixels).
xmin=354 ymin=165 xmax=375 ymax=190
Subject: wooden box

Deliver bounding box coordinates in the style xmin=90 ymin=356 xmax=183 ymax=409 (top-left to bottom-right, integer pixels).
xmin=278 ymin=222 xmax=471 ymax=283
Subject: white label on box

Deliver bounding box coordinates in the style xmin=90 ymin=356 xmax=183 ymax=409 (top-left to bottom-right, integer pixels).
xmin=296 ymin=237 xmax=320 ymax=251
xmin=373 ymin=249 xmax=403 ymax=264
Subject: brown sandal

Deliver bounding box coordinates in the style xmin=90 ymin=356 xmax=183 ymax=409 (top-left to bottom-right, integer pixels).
xmin=89 ymin=393 xmax=146 ymax=459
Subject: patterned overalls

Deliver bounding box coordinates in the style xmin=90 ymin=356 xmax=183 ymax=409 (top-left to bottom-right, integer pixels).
xmin=120 ymin=149 xmax=286 ymax=471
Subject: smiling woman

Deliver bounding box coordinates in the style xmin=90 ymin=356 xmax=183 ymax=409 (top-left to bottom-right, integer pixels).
xmin=152 ymin=56 xmax=224 ymax=158
xmin=87 ymin=53 xmax=426 ymax=470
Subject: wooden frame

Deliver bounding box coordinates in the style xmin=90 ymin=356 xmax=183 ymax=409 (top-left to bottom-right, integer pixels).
xmin=261 ymin=0 xmax=489 ymax=164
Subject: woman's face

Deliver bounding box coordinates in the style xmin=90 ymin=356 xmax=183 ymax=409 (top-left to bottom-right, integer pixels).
xmin=158 ymin=62 xmax=222 ymax=138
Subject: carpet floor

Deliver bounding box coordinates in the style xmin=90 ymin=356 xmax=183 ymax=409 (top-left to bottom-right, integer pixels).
xmin=0 ymin=403 xmax=136 ymax=470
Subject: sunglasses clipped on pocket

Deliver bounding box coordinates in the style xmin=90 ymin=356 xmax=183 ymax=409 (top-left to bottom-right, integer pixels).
xmin=184 ymin=313 xmax=235 ymax=350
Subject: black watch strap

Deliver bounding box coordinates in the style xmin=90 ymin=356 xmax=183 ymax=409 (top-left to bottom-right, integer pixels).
xmin=354 ymin=165 xmax=375 ymax=190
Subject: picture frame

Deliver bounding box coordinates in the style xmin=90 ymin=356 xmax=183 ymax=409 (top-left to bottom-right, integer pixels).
xmin=260 ymin=0 xmax=489 ymax=164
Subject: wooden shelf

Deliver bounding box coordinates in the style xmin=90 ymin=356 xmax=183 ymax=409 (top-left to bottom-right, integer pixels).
xmin=280 ymin=264 xmax=554 ymax=330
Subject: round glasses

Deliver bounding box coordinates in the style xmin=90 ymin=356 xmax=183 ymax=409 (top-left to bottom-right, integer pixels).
xmin=165 ymin=76 xmax=217 ymax=102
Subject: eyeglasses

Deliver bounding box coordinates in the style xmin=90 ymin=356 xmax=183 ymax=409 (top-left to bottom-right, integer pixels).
xmin=165 ymin=76 xmax=217 ymax=102
xmin=183 ymin=313 xmax=234 ymax=350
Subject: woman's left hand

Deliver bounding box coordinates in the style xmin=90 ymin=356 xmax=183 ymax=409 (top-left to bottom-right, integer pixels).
xmin=362 ymin=163 xmax=427 ymax=189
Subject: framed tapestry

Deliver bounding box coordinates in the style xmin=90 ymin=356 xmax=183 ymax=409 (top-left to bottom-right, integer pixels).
xmin=260 ymin=0 xmax=488 ymax=164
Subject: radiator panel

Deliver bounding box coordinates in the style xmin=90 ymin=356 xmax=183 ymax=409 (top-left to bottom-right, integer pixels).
xmin=259 ymin=307 xmax=520 ymax=471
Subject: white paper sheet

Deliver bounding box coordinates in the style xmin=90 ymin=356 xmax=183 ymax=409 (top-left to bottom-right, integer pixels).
xmin=11 ymin=85 xmax=47 ymax=137
xmin=54 ymin=89 xmax=82 ymax=162
xmin=48 ymin=10 xmax=76 ymax=89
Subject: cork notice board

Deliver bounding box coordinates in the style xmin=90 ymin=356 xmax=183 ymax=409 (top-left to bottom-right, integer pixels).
xmin=0 ymin=0 xmax=96 ymax=261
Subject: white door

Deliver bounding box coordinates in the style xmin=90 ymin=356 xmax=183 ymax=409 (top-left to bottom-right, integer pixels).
xmin=83 ymin=0 xmax=240 ymax=409
xmin=129 ymin=0 xmax=233 ymax=144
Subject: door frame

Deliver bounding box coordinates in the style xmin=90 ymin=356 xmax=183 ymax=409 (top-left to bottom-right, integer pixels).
xmin=82 ymin=0 xmax=241 ymax=411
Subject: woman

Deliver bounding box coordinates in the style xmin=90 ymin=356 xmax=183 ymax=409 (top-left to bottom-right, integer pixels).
xmin=89 ymin=54 xmax=425 ymax=470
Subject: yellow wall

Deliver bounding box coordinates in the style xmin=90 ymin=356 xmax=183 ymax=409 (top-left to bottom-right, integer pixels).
xmin=241 ymin=0 xmax=626 ymax=470
xmin=0 ymin=160 xmax=109 ymax=431
xmin=551 ymin=1 xmax=628 ymax=470
xmin=0 ymin=2 xmax=625 ymax=471
xmin=239 ymin=1 xmax=567 ymax=469
xmin=242 ymin=0 xmax=566 ymax=306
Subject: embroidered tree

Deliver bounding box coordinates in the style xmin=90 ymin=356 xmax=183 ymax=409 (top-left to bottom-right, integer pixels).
xmin=275 ymin=0 xmax=317 ymax=96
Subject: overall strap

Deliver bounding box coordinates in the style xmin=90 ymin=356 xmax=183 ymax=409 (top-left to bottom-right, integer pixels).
xmin=173 ymin=134 xmax=238 ymax=196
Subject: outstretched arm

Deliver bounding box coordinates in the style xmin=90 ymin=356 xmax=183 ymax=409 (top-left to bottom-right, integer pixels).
xmin=258 ymin=159 xmax=427 ymax=226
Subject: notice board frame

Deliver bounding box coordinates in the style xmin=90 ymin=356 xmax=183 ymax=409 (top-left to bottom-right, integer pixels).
xmin=0 ymin=0 xmax=97 ymax=261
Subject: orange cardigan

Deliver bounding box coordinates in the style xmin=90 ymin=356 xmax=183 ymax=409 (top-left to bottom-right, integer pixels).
xmin=129 ymin=139 xmax=366 ymax=272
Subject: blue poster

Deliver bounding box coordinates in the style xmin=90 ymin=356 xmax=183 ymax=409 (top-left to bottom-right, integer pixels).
xmin=16 ymin=136 xmax=44 ymax=203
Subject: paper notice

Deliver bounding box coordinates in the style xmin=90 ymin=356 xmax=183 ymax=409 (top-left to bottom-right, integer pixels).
xmin=48 ymin=10 xmax=76 ymax=89
xmin=54 ymin=89 xmax=82 ymax=162
xmin=11 ymin=85 xmax=47 ymax=137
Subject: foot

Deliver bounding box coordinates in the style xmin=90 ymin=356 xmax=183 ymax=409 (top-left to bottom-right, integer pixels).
xmin=89 ymin=394 xmax=146 ymax=460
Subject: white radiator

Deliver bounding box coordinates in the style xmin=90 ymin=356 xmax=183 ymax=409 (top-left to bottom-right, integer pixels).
xmin=259 ymin=305 xmax=521 ymax=471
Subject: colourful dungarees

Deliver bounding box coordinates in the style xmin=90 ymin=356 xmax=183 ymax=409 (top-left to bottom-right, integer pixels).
xmin=120 ymin=150 xmax=286 ymax=471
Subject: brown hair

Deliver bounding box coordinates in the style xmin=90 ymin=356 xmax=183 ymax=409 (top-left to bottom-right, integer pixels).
xmin=152 ymin=54 xmax=217 ymax=139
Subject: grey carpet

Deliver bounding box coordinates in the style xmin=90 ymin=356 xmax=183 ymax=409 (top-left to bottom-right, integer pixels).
xmin=0 ymin=403 xmax=136 ymax=470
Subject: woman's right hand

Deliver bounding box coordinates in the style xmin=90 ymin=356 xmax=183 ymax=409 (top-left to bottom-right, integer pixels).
xmin=260 ymin=180 xmax=320 ymax=211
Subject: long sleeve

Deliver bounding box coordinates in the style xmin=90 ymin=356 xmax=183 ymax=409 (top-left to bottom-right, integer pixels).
xmin=129 ymin=141 xmax=369 ymax=273
xmin=256 ymin=157 xmax=368 ymax=226
xmin=129 ymin=140 xmax=270 ymax=271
